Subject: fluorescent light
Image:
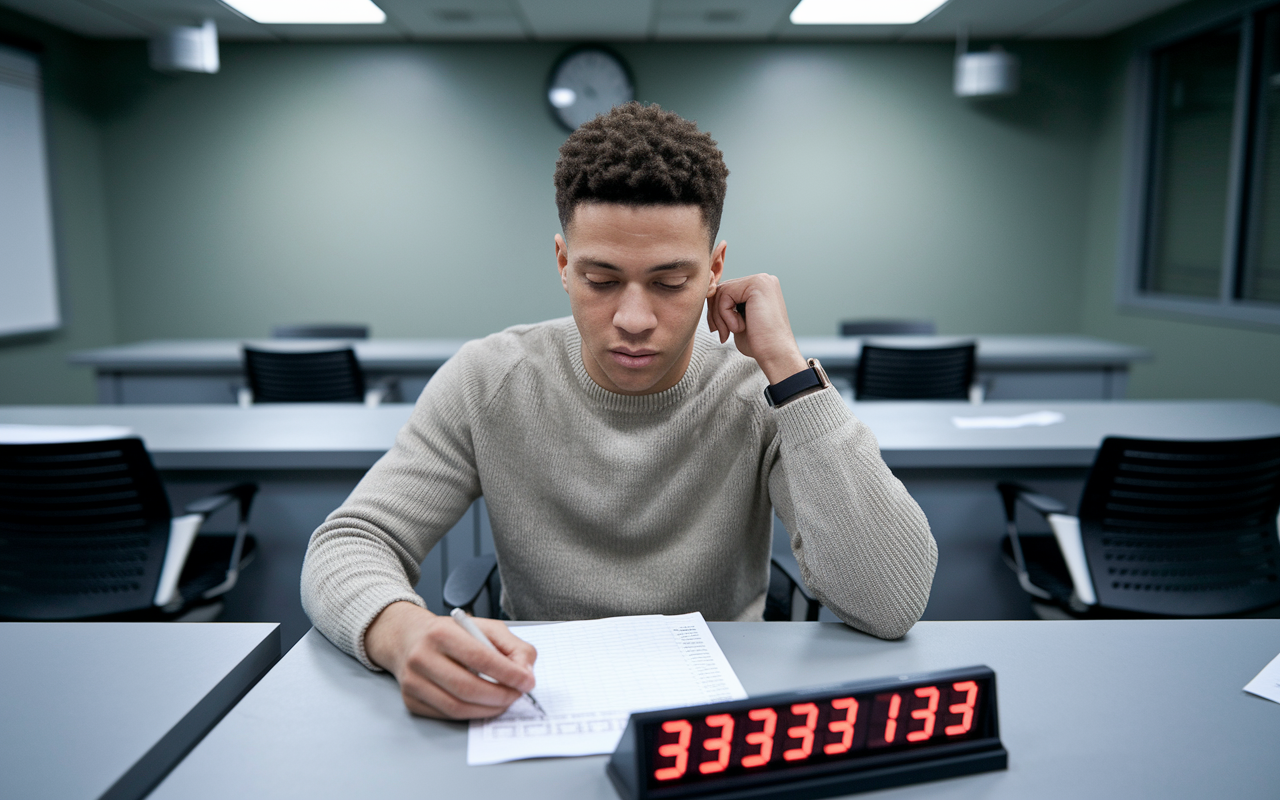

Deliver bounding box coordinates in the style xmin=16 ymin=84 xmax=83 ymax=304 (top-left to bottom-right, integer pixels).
xmin=789 ymin=0 xmax=949 ymax=25
xmin=222 ymin=0 xmax=386 ymax=24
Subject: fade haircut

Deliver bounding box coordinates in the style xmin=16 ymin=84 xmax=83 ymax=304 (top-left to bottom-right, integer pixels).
xmin=554 ymin=102 xmax=729 ymax=245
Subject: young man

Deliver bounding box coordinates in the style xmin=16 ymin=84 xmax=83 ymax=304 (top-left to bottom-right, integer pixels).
xmin=301 ymin=102 xmax=936 ymax=721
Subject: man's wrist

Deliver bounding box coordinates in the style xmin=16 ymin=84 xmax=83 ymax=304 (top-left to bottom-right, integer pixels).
xmin=757 ymin=350 xmax=808 ymax=385
xmin=366 ymin=600 xmax=433 ymax=673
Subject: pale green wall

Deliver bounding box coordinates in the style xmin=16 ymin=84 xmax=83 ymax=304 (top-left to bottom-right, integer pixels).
xmin=1079 ymin=0 xmax=1280 ymax=403
xmin=96 ymin=40 xmax=1101 ymax=344
xmin=0 ymin=10 xmax=117 ymax=404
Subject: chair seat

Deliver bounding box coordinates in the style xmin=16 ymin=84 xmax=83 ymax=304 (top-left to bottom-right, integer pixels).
xmin=1000 ymin=533 xmax=1280 ymax=620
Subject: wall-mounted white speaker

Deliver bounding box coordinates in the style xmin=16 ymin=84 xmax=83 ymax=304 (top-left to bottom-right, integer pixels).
xmin=954 ymin=48 xmax=1019 ymax=98
xmin=149 ymin=19 xmax=219 ymax=74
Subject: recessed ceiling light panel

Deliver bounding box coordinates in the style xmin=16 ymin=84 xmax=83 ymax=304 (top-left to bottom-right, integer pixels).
xmin=789 ymin=0 xmax=949 ymax=25
xmin=222 ymin=0 xmax=387 ymax=24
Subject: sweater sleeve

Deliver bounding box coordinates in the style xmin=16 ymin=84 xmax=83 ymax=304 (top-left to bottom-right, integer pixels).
xmin=767 ymin=387 xmax=937 ymax=639
xmin=300 ymin=350 xmax=483 ymax=669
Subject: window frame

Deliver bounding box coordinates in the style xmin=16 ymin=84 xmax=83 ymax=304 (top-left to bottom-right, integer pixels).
xmin=1119 ymin=0 xmax=1280 ymax=328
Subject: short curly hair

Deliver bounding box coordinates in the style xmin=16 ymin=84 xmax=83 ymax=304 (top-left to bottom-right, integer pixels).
xmin=554 ymin=102 xmax=729 ymax=244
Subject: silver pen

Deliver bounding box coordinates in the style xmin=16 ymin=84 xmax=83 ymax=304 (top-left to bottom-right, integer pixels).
xmin=449 ymin=607 xmax=547 ymax=716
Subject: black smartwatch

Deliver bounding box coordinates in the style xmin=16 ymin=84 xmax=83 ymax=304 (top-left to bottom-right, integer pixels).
xmin=765 ymin=358 xmax=831 ymax=407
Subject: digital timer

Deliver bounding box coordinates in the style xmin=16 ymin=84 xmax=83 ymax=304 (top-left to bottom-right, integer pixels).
xmin=606 ymin=665 xmax=1005 ymax=800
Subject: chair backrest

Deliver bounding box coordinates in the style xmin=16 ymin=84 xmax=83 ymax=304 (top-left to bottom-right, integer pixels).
xmin=854 ymin=342 xmax=975 ymax=400
xmin=242 ymin=347 xmax=366 ymax=403
xmin=840 ymin=319 xmax=936 ymax=336
xmin=0 ymin=438 xmax=172 ymax=619
xmin=1078 ymin=436 xmax=1280 ymax=616
xmin=271 ymin=323 xmax=369 ymax=339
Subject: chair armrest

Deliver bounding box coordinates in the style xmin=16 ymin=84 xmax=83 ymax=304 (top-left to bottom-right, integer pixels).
xmin=185 ymin=482 xmax=259 ymax=521
xmin=183 ymin=483 xmax=258 ymax=600
xmin=364 ymin=378 xmax=400 ymax=407
xmin=996 ymin=481 xmax=1067 ymax=521
xmin=444 ymin=554 xmax=499 ymax=614
xmin=769 ymin=556 xmax=821 ymax=622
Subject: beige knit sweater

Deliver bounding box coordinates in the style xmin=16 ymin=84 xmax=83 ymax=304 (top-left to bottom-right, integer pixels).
xmin=301 ymin=318 xmax=937 ymax=669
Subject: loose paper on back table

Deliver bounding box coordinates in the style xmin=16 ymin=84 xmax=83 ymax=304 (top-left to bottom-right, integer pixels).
xmin=467 ymin=612 xmax=747 ymax=765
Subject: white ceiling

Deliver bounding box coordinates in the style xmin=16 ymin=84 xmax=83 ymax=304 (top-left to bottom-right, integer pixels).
xmin=0 ymin=0 xmax=1194 ymax=42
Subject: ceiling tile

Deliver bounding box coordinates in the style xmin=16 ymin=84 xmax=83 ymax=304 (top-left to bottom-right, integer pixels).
xmin=1027 ymin=0 xmax=1193 ymax=38
xmin=380 ymin=0 xmax=527 ymax=40
xmin=0 ymin=0 xmax=150 ymax=37
xmin=653 ymin=0 xmax=793 ymax=39
xmin=515 ymin=0 xmax=653 ymax=40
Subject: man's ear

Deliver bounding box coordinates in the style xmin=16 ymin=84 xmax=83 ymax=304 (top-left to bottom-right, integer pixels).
xmin=555 ymin=233 xmax=569 ymax=294
xmin=707 ymin=240 xmax=728 ymax=296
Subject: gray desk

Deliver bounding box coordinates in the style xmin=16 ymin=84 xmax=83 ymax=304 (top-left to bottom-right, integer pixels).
xmin=0 ymin=622 xmax=278 ymax=800
xmin=3 ymin=401 xmax=1279 ymax=641
xmin=148 ymin=620 xmax=1280 ymax=799
xmin=71 ymin=335 xmax=1150 ymax=404
xmin=798 ymin=335 xmax=1151 ymax=400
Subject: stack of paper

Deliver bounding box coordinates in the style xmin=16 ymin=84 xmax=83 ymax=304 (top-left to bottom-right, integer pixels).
xmin=467 ymin=612 xmax=746 ymax=765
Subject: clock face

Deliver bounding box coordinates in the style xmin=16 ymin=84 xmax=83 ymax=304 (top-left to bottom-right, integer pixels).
xmin=547 ymin=47 xmax=635 ymax=131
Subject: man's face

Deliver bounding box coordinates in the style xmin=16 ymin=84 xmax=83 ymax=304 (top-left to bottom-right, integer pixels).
xmin=557 ymin=203 xmax=726 ymax=396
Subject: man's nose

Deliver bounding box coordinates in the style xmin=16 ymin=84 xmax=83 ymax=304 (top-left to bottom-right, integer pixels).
xmin=613 ymin=285 xmax=657 ymax=335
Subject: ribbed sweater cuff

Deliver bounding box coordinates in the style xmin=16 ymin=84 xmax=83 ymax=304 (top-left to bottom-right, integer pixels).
xmin=772 ymin=386 xmax=857 ymax=446
xmin=343 ymin=587 xmax=426 ymax=671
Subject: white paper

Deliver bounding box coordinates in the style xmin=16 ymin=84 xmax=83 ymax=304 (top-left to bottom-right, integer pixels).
xmin=467 ymin=612 xmax=747 ymax=765
xmin=0 ymin=424 xmax=135 ymax=443
xmin=1244 ymin=652 xmax=1280 ymax=704
xmin=952 ymin=410 xmax=1065 ymax=429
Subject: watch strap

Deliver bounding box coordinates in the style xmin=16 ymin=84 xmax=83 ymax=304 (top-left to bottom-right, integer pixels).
xmin=765 ymin=365 xmax=823 ymax=407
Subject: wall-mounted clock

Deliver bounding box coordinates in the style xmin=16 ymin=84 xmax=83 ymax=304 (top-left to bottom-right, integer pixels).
xmin=546 ymin=47 xmax=635 ymax=132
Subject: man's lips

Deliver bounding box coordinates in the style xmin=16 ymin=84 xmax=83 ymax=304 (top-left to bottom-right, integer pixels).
xmin=610 ymin=348 xmax=658 ymax=368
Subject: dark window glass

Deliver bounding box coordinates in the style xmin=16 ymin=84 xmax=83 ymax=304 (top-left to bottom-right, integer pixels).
xmin=1144 ymin=26 xmax=1242 ymax=299
xmin=1243 ymin=11 xmax=1280 ymax=303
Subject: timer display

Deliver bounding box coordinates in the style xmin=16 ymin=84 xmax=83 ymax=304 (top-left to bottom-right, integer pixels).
xmin=607 ymin=666 xmax=1005 ymax=800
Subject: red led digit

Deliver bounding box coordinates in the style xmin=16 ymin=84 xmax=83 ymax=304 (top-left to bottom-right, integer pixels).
xmin=945 ymin=681 xmax=978 ymax=736
xmin=654 ymin=719 xmax=692 ymax=781
xmin=906 ymin=686 xmax=940 ymax=742
xmin=699 ymin=714 xmax=735 ymax=774
xmin=824 ymin=697 xmax=858 ymax=755
xmin=883 ymin=693 xmax=902 ymax=743
xmin=741 ymin=708 xmax=777 ymax=768
xmin=783 ymin=702 xmax=819 ymax=761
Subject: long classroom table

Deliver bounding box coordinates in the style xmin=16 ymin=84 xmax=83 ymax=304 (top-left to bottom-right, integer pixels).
xmin=147 ymin=619 xmax=1280 ymax=799
xmin=3 ymin=400 xmax=1277 ymax=644
xmin=0 ymin=622 xmax=279 ymax=800
xmin=70 ymin=334 xmax=1150 ymax=404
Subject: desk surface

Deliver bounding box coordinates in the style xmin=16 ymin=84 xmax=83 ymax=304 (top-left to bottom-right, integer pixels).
xmin=69 ymin=335 xmax=1151 ymax=372
xmin=0 ymin=622 xmax=279 ymax=800
xmin=1 ymin=400 xmax=1277 ymax=470
xmin=149 ymin=620 xmax=1280 ymax=800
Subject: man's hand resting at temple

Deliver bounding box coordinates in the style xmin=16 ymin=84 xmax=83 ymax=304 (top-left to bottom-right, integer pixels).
xmin=364 ymin=600 xmax=538 ymax=719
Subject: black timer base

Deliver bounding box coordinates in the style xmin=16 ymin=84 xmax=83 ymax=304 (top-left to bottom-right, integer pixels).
xmin=607 ymin=748 xmax=1008 ymax=800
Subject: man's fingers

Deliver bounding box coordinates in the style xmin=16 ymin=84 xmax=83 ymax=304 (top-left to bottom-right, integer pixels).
xmin=438 ymin=626 xmax=536 ymax=694
xmin=401 ymin=672 xmax=515 ymax=720
xmin=478 ymin=619 xmax=539 ymax=672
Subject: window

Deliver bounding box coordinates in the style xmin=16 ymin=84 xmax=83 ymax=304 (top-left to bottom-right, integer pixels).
xmin=1130 ymin=5 xmax=1280 ymax=325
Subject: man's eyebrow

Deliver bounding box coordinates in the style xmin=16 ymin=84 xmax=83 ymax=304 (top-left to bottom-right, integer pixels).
xmin=580 ymin=258 xmax=700 ymax=273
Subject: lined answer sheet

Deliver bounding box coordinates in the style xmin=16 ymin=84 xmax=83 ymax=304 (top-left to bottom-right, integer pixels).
xmin=466 ymin=612 xmax=746 ymax=765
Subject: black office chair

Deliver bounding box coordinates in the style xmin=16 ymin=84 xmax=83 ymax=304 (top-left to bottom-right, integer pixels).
xmin=997 ymin=436 xmax=1280 ymax=619
xmin=241 ymin=346 xmax=393 ymax=405
xmin=444 ymin=553 xmax=821 ymax=622
xmin=272 ymin=323 xmax=369 ymax=339
xmin=854 ymin=342 xmax=976 ymax=400
xmin=839 ymin=319 xmax=936 ymax=336
xmin=0 ymin=437 xmax=258 ymax=621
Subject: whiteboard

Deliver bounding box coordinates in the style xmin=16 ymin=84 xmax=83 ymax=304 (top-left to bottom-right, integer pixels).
xmin=0 ymin=45 xmax=59 ymax=337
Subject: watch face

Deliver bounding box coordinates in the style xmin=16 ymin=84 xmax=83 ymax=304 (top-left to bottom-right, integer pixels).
xmin=546 ymin=47 xmax=635 ymax=131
